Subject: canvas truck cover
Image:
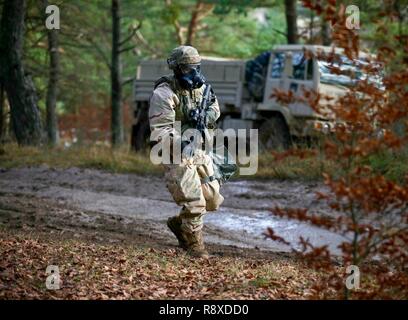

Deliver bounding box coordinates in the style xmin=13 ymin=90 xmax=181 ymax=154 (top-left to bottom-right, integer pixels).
xmin=133 ymin=57 xmax=246 ymax=108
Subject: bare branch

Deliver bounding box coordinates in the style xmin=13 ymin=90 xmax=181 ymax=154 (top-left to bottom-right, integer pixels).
xmin=164 ymin=0 xmax=185 ymax=45
xmin=186 ymin=0 xmax=214 ymax=46
xmin=119 ymin=45 xmax=136 ymax=54
xmin=85 ymin=36 xmax=111 ymax=70
xmin=122 ymin=76 xmax=134 ymax=86
xmin=134 ymin=30 xmax=161 ymax=57
xmin=271 ymin=27 xmax=287 ymax=38
xmin=119 ymin=21 xmax=142 ymax=47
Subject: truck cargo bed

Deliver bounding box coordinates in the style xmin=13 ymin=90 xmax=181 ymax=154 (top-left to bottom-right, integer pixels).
xmin=133 ymin=58 xmax=246 ymax=108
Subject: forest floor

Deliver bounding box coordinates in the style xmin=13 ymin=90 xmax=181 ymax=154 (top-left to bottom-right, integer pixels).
xmin=0 ymin=165 xmax=340 ymax=299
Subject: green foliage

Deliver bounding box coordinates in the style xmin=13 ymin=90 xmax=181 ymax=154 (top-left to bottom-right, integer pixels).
xmin=19 ymin=0 xmax=290 ymax=119
xmin=206 ymin=8 xmax=286 ymax=58
xmin=17 ymin=0 xmax=408 ymax=126
xmin=365 ymin=148 xmax=408 ymax=183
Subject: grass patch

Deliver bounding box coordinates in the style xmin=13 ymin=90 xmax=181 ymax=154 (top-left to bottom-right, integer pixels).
xmin=365 ymin=148 xmax=408 ymax=183
xmin=0 ymin=143 xmax=162 ymax=176
xmin=0 ymin=143 xmax=406 ymax=182
xmin=0 ymin=143 xmax=333 ymax=181
xmin=249 ymin=151 xmax=335 ymax=181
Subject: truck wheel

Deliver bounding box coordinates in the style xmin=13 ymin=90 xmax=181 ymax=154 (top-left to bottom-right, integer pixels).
xmin=131 ymin=122 xmax=150 ymax=151
xmin=131 ymin=102 xmax=150 ymax=151
xmin=259 ymin=116 xmax=291 ymax=151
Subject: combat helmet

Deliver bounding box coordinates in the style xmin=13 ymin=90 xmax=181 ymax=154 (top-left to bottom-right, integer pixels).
xmin=167 ymin=45 xmax=202 ymax=70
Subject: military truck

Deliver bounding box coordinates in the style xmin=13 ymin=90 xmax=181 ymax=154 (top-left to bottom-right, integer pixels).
xmin=131 ymin=44 xmax=373 ymax=150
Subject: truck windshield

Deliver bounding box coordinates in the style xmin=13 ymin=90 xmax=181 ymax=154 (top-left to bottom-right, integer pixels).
xmin=318 ymin=55 xmax=383 ymax=89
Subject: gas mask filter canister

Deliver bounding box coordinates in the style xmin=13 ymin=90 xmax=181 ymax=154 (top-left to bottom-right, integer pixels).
xmin=176 ymin=64 xmax=206 ymax=90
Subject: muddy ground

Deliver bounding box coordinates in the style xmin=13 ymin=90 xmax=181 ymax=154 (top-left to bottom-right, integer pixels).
xmin=0 ymin=166 xmax=346 ymax=257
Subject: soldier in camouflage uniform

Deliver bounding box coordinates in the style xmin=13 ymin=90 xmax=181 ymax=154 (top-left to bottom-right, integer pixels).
xmin=149 ymin=46 xmax=224 ymax=259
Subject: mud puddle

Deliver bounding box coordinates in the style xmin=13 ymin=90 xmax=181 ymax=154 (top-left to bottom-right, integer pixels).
xmin=0 ymin=166 xmax=346 ymax=254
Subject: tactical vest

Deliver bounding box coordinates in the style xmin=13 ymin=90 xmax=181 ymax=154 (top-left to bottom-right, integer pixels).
xmin=154 ymin=75 xmax=203 ymax=130
xmin=153 ymin=76 xmax=238 ymax=184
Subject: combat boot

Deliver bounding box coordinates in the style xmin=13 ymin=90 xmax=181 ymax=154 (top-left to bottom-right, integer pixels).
xmin=167 ymin=216 xmax=188 ymax=249
xmin=181 ymin=229 xmax=210 ymax=259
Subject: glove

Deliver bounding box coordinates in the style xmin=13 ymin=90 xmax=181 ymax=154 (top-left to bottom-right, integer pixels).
xmin=204 ymin=109 xmax=217 ymax=129
xmin=189 ymin=108 xmax=214 ymax=130
xmin=188 ymin=108 xmax=201 ymax=127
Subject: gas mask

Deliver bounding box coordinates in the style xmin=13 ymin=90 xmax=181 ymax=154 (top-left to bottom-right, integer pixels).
xmin=175 ymin=64 xmax=206 ymax=90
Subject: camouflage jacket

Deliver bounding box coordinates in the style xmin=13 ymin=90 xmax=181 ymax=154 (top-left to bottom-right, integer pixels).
xmin=148 ymin=75 xmax=220 ymax=145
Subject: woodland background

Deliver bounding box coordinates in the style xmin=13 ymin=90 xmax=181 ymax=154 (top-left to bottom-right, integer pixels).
xmin=0 ymin=0 xmax=407 ymax=300
xmin=0 ymin=0 xmax=406 ymax=148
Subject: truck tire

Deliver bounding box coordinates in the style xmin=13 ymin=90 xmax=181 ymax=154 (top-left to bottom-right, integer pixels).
xmin=259 ymin=116 xmax=291 ymax=151
xmin=131 ymin=122 xmax=150 ymax=151
xmin=131 ymin=102 xmax=150 ymax=151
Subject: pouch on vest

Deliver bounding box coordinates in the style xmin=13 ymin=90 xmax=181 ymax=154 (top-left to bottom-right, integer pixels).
xmin=210 ymin=144 xmax=238 ymax=184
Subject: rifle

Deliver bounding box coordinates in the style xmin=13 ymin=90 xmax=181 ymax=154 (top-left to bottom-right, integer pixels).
xmin=187 ymin=84 xmax=238 ymax=183
xmin=197 ymin=84 xmax=212 ymax=133
xmin=187 ymin=84 xmax=212 ymax=152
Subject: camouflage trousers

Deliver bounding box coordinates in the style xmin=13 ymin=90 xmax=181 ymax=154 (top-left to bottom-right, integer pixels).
xmin=163 ymin=151 xmax=224 ymax=233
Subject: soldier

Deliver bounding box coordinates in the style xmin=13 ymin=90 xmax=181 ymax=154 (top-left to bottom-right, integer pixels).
xmin=149 ymin=46 xmax=224 ymax=259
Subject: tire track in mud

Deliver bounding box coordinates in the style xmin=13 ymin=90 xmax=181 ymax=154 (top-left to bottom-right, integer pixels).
xmin=0 ymin=166 xmax=346 ymax=254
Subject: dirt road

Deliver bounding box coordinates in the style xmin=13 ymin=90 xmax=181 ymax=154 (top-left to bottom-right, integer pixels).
xmin=0 ymin=166 xmax=346 ymax=255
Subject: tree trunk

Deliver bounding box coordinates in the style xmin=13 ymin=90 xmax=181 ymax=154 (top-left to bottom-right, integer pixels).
xmin=0 ymin=81 xmax=4 ymax=142
xmin=43 ymin=0 xmax=60 ymax=146
xmin=284 ymin=0 xmax=298 ymax=44
xmin=111 ymin=0 xmax=124 ymax=147
xmin=309 ymin=10 xmax=314 ymax=43
xmin=186 ymin=1 xmax=203 ymax=46
xmin=131 ymin=102 xmax=149 ymax=151
xmin=0 ymin=0 xmax=43 ymax=145
xmin=321 ymin=18 xmax=331 ymax=45
xmin=186 ymin=1 xmax=214 ymax=46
